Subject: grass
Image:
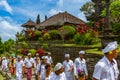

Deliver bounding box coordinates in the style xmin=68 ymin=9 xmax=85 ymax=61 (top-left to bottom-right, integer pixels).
xmin=86 ymin=48 xmax=103 ymax=55
xmin=54 ymin=42 xmax=101 ymax=47
xmin=0 ymin=74 xmax=3 ymax=80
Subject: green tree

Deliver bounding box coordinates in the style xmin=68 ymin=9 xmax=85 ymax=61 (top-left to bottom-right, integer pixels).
xmin=4 ymin=39 xmax=14 ymax=52
xmin=36 ymin=14 xmax=40 ymax=24
xmin=110 ymin=1 xmax=120 ymax=23
xmin=0 ymin=37 xmax=5 ymax=54
xmin=80 ymin=1 xmax=95 ymax=21
xmin=101 ymin=0 xmax=120 ymax=23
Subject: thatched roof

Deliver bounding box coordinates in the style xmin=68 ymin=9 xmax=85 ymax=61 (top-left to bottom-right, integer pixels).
xmin=36 ymin=12 xmax=85 ymax=29
xmin=21 ymin=19 xmax=36 ymax=28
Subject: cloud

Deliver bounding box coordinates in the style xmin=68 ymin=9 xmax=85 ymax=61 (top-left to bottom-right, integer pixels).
xmin=13 ymin=7 xmax=42 ymax=21
xmin=70 ymin=0 xmax=90 ymax=3
xmin=57 ymin=0 xmax=63 ymax=7
xmin=0 ymin=16 xmax=22 ymax=41
xmin=0 ymin=0 xmax=13 ymax=14
xmin=49 ymin=9 xmax=64 ymax=15
xmin=77 ymin=12 xmax=87 ymax=22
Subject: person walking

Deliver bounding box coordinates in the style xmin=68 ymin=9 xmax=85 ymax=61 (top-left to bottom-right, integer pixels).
xmin=2 ymin=57 xmax=8 ymax=72
xmin=24 ymin=53 xmax=34 ymax=80
xmin=37 ymin=56 xmax=48 ymax=80
xmin=63 ymin=54 xmax=74 ymax=80
xmin=15 ymin=56 xmax=24 ymax=80
xmin=40 ymin=63 xmax=53 ymax=80
xmin=92 ymin=41 xmax=119 ymax=80
xmin=49 ymin=63 xmax=67 ymax=80
xmin=74 ymin=51 xmax=88 ymax=80
xmin=34 ymin=54 xmax=40 ymax=80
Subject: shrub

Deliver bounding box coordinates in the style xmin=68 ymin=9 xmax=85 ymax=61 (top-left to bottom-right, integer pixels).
xmin=41 ymin=43 xmax=48 ymax=50
xmin=18 ymin=35 xmax=25 ymax=42
xmin=22 ymin=41 xmax=28 ymax=48
xmin=111 ymin=23 xmax=120 ymax=34
xmin=38 ymin=37 xmax=44 ymax=42
xmin=48 ymin=30 xmax=60 ymax=40
xmin=16 ymin=49 xmax=21 ymax=54
xmin=59 ymin=26 xmax=76 ymax=40
xmin=29 ymin=49 xmax=36 ymax=57
xmin=74 ymin=33 xmax=83 ymax=45
xmin=74 ymin=32 xmax=99 ymax=45
xmin=21 ymin=48 xmax=28 ymax=55
xmin=34 ymin=30 xmax=41 ymax=37
xmin=43 ymin=33 xmax=50 ymax=40
xmin=36 ymin=48 xmax=46 ymax=56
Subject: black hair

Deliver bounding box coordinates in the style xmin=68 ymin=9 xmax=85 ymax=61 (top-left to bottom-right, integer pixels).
xmin=78 ymin=71 xmax=85 ymax=77
xmin=45 ymin=63 xmax=51 ymax=69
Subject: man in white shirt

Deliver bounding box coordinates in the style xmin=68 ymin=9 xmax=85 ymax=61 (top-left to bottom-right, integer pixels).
xmin=37 ymin=56 xmax=48 ymax=80
xmin=34 ymin=53 xmax=40 ymax=63
xmin=74 ymin=51 xmax=88 ymax=80
xmin=46 ymin=52 xmax=53 ymax=65
xmin=49 ymin=63 xmax=67 ymax=80
xmin=92 ymin=41 xmax=119 ymax=80
xmin=63 ymin=54 xmax=74 ymax=80
xmin=24 ymin=53 xmax=34 ymax=80
xmin=15 ymin=56 xmax=24 ymax=80
xmin=2 ymin=57 xmax=8 ymax=72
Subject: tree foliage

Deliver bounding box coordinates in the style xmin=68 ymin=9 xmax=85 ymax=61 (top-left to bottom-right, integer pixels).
xmin=80 ymin=1 xmax=95 ymax=21
xmin=110 ymin=1 xmax=120 ymax=23
xmin=48 ymin=30 xmax=61 ymax=40
xmin=59 ymin=26 xmax=76 ymax=40
xmin=34 ymin=30 xmax=41 ymax=37
xmin=0 ymin=37 xmax=4 ymax=54
xmin=4 ymin=39 xmax=14 ymax=52
xmin=100 ymin=1 xmax=120 ymax=23
xmin=36 ymin=14 xmax=40 ymax=24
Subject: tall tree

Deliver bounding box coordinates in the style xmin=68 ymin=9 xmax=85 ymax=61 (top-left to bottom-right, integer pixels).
xmin=80 ymin=1 xmax=95 ymax=21
xmin=0 ymin=37 xmax=4 ymax=54
xmin=45 ymin=15 xmax=48 ymax=20
xmin=110 ymin=0 xmax=120 ymax=23
xmin=101 ymin=0 xmax=120 ymax=23
xmin=36 ymin=14 xmax=40 ymax=24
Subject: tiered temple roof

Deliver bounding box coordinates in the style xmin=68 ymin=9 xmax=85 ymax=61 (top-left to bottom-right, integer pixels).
xmin=21 ymin=19 xmax=36 ymax=28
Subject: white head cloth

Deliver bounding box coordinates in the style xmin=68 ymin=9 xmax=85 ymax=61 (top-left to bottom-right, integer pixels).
xmin=65 ymin=54 xmax=70 ymax=57
xmin=79 ymin=50 xmax=85 ymax=54
xmin=28 ymin=53 xmax=31 ymax=56
xmin=42 ymin=56 xmax=47 ymax=59
xmin=47 ymin=52 xmax=51 ymax=55
xmin=102 ymin=41 xmax=118 ymax=53
xmin=54 ymin=63 xmax=63 ymax=71
xmin=17 ymin=56 xmax=22 ymax=58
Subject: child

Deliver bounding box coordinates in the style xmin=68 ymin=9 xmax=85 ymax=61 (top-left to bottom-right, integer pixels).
xmin=77 ymin=69 xmax=86 ymax=80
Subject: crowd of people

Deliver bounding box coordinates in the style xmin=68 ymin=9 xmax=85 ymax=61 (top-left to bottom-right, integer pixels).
xmin=0 ymin=41 xmax=119 ymax=80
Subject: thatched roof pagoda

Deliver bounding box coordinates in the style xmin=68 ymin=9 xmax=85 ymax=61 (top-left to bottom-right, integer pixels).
xmin=36 ymin=12 xmax=85 ymax=30
xmin=21 ymin=19 xmax=36 ymax=28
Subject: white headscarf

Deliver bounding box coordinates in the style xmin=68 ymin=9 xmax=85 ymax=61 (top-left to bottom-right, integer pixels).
xmin=102 ymin=41 xmax=118 ymax=53
xmin=65 ymin=54 xmax=70 ymax=57
xmin=54 ymin=63 xmax=63 ymax=71
xmin=79 ymin=50 xmax=85 ymax=54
